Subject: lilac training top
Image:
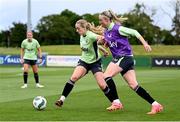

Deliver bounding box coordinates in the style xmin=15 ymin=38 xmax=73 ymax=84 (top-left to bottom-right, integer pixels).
xmin=104 ymin=24 xmax=133 ymax=58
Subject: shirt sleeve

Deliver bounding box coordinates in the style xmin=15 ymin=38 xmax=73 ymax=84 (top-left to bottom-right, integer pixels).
xmin=89 ymin=32 xmax=98 ymax=42
xmin=36 ymin=40 xmax=40 ymax=48
xmin=21 ymin=41 xmax=25 ymax=48
xmin=119 ymin=26 xmax=141 ymax=38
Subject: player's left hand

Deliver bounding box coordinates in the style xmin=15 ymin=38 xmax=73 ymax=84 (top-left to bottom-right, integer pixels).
xmin=143 ymin=44 xmax=152 ymax=52
xmin=20 ymin=58 xmax=24 ymax=64
xmin=39 ymin=59 xmax=42 ymax=63
xmin=104 ymin=41 xmax=109 ymax=48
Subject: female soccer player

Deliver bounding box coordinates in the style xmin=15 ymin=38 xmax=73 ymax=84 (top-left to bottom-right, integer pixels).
xmin=20 ymin=31 xmax=44 ymax=88
xmin=55 ymin=19 xmax=122 ymax=110
xmin=98 ymin=10 xmax=163 ymax=114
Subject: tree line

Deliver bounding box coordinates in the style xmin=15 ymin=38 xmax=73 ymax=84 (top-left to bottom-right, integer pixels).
xmin=0 ymin=3 xmax=179 ymax=47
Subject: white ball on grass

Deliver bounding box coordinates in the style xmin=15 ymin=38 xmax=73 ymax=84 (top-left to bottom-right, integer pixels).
xmin=33 ymin=96 xmax=47 ymax=110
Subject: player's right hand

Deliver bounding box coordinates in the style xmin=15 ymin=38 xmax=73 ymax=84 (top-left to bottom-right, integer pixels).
xmin=103 ymin=51 xmax=109 ymax=57
xmin=143 ymin=44 xmax=152 ymax=52
xmin=20 ymin=59 xmax=24 ymax=64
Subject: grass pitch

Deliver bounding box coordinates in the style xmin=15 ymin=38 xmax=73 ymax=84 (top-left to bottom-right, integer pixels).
xmin=0 ymin=67 xmax=180 ymax=121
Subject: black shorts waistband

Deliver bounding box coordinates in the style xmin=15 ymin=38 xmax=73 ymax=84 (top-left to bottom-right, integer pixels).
xmin=113 ymin=55 xmax=133 ymax=59
xmin=79 ymin=59 xmax=102 ymax=65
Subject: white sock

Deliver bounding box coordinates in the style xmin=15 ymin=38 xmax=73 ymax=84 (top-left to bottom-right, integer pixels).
xmin=152 ymin=101 xmax=158 ymax=105
xmin=59 ymin=96 xmax=66 ymax=102
xmin=24 ymin=84 xmax=27 ymax=86
xmin=113 ymin=99 xmax=121 ymax=104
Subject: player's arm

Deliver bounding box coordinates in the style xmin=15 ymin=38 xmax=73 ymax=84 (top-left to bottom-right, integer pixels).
xmin=98 ymin=45 xmax=109 ymax=57
xmin=20 ymin=41 xmax=25 ymax=64
xmin=119 ymin=26 xmax=152 ymax=52
xmin=20 ymin=48 xmax=24 ymax=64
xmin=89 ymin=31 xmax=105 ymax=44
xmin=37 ymin=47 xmax=42 ymax=63
xmin=37 ymin=48 xmax=42 ymax=59
xmin=36 ymin=40 xmax=42 ymax=63
xmin=36 ymin=40 xmax=42 ymax=59
xmin=90 ymin=32 xmax=109 ymax=48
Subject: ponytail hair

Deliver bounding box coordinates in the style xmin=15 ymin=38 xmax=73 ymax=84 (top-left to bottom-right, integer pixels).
xmin=87 ymin=22 xmax=105 ymax=35
xmin=100 ymin=10 xmax=128 ymax=24
xmin=76 ymin=19 xmax=104 ymax=35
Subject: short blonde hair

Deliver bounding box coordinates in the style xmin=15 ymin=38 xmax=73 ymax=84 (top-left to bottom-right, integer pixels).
xmin=76 ymin=19 xmax=104 ymax=35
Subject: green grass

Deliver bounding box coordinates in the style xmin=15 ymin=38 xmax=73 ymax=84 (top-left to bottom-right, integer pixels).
xmin=0 ymin=67 xmax=180 ymax=121
xmin=0 ymin=45 xmax=180 ymax=56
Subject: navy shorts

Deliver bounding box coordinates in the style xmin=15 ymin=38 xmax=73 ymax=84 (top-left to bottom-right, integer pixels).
xmin=24 ymin=59 xmax=37 ymax=66
xmin=111 ymin=56 xmax=134 ymax=76
xmin=77 ymin=59 xmax=103 ymax=74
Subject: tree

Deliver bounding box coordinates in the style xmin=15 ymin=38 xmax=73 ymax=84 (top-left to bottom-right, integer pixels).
xmin=82 ymin=13 xmax=99 ymax=26
xmin=0 ymin=32 xmax=2 ymax=46
xmin=123 ymin=3 xmax=176 ymax=45
xmin=160 ymin=0 xmax=180 ymax=44
xmin=36 ymin=14 xmax=79 ymax=45
xmin=9 ymin=22 xmax=27 ymax=47
xmin=123 ymin=3 xmax=157 ymax=44
xmin=60 ymin=9 xmax=82 ymax=27
xmin=1 ymin=8 xmax=178 ymax=47
xmin=161 ymin=29 xmax=176 ymax=45
xmin=0 ymin=30 xmax=10 ymax=47
xmin=171 ymin=0 xmax=180 ymax=44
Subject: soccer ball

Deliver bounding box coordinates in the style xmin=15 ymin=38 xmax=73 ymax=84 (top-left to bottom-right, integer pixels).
xmin=33 ymin=96 xmax=47 ymax=110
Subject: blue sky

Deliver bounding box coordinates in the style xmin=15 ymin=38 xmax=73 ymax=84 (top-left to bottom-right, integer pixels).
xmin=0 ymin=0 xmax=175 ymax=31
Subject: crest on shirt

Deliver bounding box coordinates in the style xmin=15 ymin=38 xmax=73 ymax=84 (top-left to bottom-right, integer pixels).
xmin=86 ymin=39 xmax=89 ymax=43
xmin=108 ymin=33 xmax=112 ymax=38
xmin=81 ymin=47 xmax=88 ymax=52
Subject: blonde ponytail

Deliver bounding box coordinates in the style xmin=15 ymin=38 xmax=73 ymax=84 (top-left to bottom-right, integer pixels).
xmin=87 ymin=22 xmax=104 ymax=35
xmin=109 ymin=10 xmax=128 ymax=23
xmin=100 ymin=10 xmax=128 ymax=24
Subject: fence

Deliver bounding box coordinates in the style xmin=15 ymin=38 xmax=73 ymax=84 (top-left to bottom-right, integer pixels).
xmin=0 ymin=55 xmax=180 ymax=68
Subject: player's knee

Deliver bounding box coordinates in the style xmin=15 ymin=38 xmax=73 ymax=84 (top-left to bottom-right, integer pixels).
xmin=24 ymin=69 xmax=28 ymax=72
xmin=99 ymin=83 xmax=106 ymax=90
xmin=103 ymin=72 xmax=112 ymax=79
xmin=33 ymin=70 xmax=38 ymax=73
xmin=70 ymin=76 xmax=80 ymax=82
xmin=97 ymin=80 xmax=107 ymax=90
xmin=128 ymin=82 xmax=138 ymax=90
